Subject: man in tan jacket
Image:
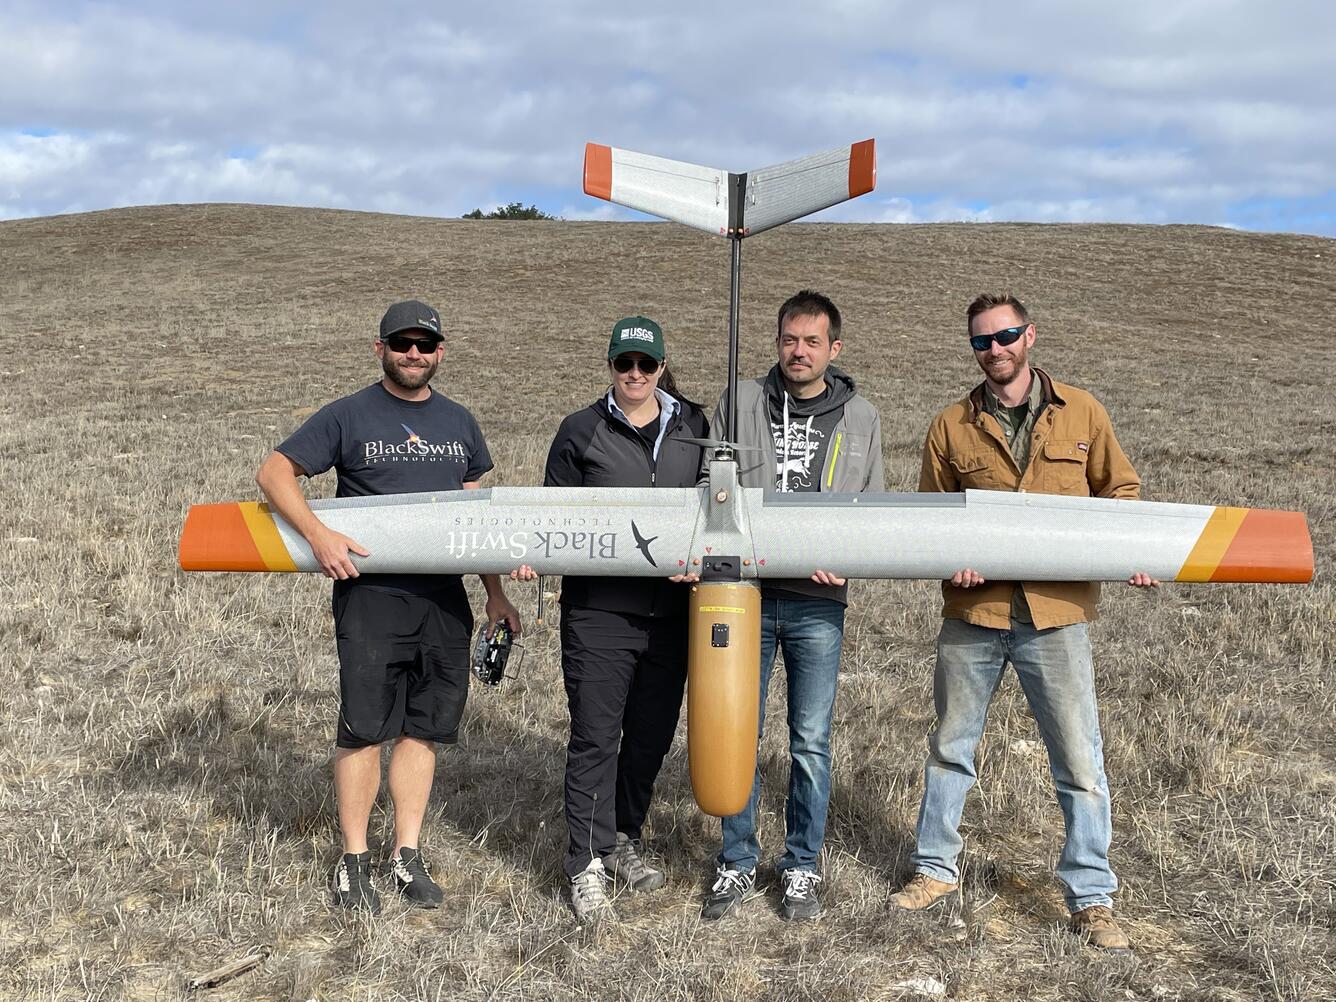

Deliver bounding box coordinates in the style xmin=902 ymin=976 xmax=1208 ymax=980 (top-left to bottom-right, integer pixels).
xmin=891 ymin=293 xmax=1156 ymax=953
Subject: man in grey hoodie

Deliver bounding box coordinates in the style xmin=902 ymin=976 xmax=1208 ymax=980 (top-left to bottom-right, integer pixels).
xmin=702 ymin=289 xmax=885 ymax=921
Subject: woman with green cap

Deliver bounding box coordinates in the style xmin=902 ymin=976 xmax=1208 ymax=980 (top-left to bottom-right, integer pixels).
xmin=514 ymin=315 xmax=708 ymax=922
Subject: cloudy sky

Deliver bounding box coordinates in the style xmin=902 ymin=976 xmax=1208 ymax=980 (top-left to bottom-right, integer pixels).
xmin=2 ymin=1 xmax=1334 ymax=234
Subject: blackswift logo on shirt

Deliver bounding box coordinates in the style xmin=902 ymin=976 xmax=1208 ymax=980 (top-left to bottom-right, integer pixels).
xmin=365 ymin=423 xmax=469 ymax=463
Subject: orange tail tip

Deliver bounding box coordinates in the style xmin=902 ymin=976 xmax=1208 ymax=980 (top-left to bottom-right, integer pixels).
xmin=179 ymin=502 xmax=297 ymax=572
xmin=583 ymin=142 xmax=612 ymax=201
xmin=1177 ymin=507 xmax=1314 ymax=584
xmin=848 ymin=139 xmax=876 ymax=197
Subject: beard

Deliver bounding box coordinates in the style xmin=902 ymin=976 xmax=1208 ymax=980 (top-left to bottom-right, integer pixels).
xmin=982 ymin=342 xmax=1029 ymax=386
xmin=382 ymin=352 xmax=438 ymax=390
xmin=781 ymin=359 xmax=826 ymax=392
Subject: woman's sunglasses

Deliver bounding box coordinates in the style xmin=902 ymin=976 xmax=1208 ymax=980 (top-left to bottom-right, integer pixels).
xmin=611 ymin=356 xmax=661 ymax=375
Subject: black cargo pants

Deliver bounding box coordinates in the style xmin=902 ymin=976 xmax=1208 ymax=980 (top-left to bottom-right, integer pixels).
xmin=559 ymin=605 xmax=689 ymax=879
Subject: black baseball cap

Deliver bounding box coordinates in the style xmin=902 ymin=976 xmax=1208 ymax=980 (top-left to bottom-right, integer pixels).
xmin=379 ymin=300 xmax=443 ymax=341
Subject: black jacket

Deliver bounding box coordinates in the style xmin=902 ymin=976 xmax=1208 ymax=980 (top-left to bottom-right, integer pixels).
xmin=545 ymin=392 xmax=709 ymax=617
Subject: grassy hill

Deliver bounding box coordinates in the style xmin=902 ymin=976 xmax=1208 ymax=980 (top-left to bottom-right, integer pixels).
xmin=1 ymin=205 xmax=1332 ymax=1001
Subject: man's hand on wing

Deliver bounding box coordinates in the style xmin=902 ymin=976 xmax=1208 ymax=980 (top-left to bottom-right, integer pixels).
xmin=510 ymin=564 xmax=539 ymax=582
xmin=310 ymin=526 xmax=370 ymax=579
xmin=1127 ymin=571 xmax=1160 ymax=588
xmin=810 ymin=570 xmax=847 ymax=586
xmin=949 ymin=568 xmax=986 ymax=588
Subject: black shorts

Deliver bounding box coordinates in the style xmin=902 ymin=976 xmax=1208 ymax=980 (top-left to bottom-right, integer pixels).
xmin=332 ymin=581 xmax=474 ymax=749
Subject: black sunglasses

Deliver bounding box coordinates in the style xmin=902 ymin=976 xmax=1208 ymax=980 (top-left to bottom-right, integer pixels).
xmin=969 ymin=324 xmax=1028 ymax=352
xmin=383 ymin=333 xmax=443 ymax=354
xmin=611 ymin=355 xmax=661 ymax=375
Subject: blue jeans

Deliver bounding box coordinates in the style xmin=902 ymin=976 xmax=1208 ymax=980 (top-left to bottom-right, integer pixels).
xmin=719 ymin=596 xmax=845 ymax=874
xmin=911 ymin=618 xmax=1117 ymax=912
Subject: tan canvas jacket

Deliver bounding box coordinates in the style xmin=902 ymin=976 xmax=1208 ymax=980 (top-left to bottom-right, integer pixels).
xmin=918 ymin=368 xmax=1141 ymax=629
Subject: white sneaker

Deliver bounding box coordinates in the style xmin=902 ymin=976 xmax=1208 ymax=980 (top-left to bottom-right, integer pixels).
xmin=569 ymin=858 xmax=615 ymax=924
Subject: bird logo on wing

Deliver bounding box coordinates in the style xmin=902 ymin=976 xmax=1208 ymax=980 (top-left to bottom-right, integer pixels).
xmin=630 ymin=521 xmax=658 ymax=567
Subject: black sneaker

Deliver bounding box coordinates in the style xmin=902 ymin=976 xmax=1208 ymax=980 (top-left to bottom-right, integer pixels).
xmin=780 ymin=868 xmax=823 ymax=921
xmin=386 ymin=847 xmax=443 ymax=909
xmin=701 ymin=866 xmax=756 ymax=920
xmin=332 ymin=851 xmax=381 ymax=914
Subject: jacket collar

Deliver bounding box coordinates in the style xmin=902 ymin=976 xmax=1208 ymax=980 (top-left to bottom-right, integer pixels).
xmin=603 ymin=387 xmax=681 ymax=425
xmin=968 ymin=366 xmax=1064 ymax=421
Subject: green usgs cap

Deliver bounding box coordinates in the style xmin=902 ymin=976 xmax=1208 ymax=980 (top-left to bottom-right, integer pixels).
xmin=608 ymin=316 xmax=665 ymax=361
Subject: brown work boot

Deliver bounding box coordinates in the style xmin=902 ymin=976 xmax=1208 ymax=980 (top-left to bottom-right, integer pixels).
xmin=1069 ymin=905 xmax=1132 ymax=952
xmin=889 ymin=873 xmax=958 ymax=911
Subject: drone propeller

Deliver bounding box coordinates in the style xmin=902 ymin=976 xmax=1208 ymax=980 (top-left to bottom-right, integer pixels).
xmin=675 ymin=436 xmax=764 ymax=454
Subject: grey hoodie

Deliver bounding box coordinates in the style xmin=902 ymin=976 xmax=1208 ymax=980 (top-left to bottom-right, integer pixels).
xmin=713 ymin=364 xmax=885 ymax=604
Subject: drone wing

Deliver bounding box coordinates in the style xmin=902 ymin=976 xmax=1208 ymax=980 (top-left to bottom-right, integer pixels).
xmin=179 ymin=487 xmax=704 ymax=576
xmin=743 ymin=489 xmax=1313 ymax=583
xmin=179 ymin=487 xmax=1311 ymax=584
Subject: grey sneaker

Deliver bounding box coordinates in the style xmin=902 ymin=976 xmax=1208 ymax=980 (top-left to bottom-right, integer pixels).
xmin=607 ymin=832 xmax=666 ymax=892
xmin=332 ymin=850 xmax=381 ymax=914
xmin=700 ymin=866 xmax=756 ymax=920
xmin=569 ymin=858 xmax=615 ymax=924
xmin=780 ymin=868 xmax=823 ymax=921
xmin=387 ymin=847 xmax=443 ymax=909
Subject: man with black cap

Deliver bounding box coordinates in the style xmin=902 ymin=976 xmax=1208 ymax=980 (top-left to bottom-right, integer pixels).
xmin=257 ymin=299 xmax=521 ymax=914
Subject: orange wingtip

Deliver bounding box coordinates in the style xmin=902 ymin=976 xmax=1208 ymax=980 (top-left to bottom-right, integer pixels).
xmin=1211 ymin=508 xmax=1313 ymax=583
xmin=179 ymin=502 xmax=296 ymax=572
xmin=584 ymin=142 xmax=612 ymax=201
xmin=848 ymin=139 xmax=876 ymax=197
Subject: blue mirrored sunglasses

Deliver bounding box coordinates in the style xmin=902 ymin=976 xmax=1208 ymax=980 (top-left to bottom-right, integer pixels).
xmin=970 ymin=324 xmax=1028 ymax=352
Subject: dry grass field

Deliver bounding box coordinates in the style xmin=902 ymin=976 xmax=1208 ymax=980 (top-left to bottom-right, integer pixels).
xmin=0 ymin=204 xmax=1332 ymax=1001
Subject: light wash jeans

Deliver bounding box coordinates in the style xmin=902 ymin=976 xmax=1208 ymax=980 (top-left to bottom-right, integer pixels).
xmin=719 ymin=596 xmax=845 ymax=874
xmin=911 ymin=617 xmax=1117 ymax=912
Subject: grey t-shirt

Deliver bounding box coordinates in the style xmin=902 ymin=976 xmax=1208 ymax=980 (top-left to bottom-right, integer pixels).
xmin=277 ymin=382 xmax=493 ymax=594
